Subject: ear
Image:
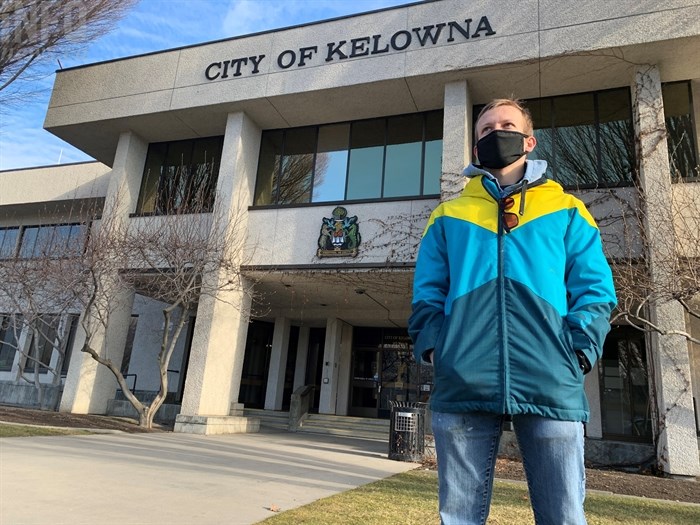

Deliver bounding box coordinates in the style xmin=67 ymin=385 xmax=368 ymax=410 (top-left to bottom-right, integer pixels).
xmin=472 ymin=144 xmax=479 ymax=161
xmin=524 ymin=134 xmax=537 ymax=153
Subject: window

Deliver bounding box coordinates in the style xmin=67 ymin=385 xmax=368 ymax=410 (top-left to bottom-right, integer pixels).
xmin=0 ymin=315 xmax=20 ymax=372
xmin=17 ymin=223 xmax=87 ymax=259
xmin=136 ymin=136 xmax=224 ymax=214
xmin=476 ymin=88 xmax=636 ymax=189
xmin=24 ymin=316 xmax=60 ymax=374
xmin=662 ymin=81 xmax=698 ymax=181
xmin=599 ymin=326 xmax=652 ymax=442
xmin=253 ymin=110 xmax=443 ymax=206
xmin=0 ymin=228 xmax=19 ymax=259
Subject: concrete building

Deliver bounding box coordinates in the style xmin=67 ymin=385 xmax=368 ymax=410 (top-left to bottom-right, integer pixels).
xmin=1 ymin=0 xmax=698 ymax=476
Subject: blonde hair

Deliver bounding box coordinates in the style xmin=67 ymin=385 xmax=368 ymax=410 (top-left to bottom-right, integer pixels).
xmin=475 ymin=98 xmax=534 ymax=135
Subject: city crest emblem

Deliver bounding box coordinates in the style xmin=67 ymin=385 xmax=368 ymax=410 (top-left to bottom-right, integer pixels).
xmin=317 ymin=206 xmax=361 ymax=258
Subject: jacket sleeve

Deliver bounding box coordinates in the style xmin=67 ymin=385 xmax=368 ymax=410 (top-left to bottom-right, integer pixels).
xmin=409 ymin=211 xmax=450 ymax=364
xmin=563 ymin=205 xmax=617 ymax=371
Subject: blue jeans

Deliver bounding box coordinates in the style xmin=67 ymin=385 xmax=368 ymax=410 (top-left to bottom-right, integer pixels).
xmin=432 ymin=411 xmax=587 ymax=525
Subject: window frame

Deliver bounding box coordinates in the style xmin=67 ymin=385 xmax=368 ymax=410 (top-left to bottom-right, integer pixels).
xmin=252 ymin=110 xmax=444 ymax=208
xmin=134 ymin=135 xmax=225 ymax=216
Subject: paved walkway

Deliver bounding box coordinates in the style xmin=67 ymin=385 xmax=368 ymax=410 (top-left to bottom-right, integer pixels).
xmin=0 ymin=430 xmax=418 ymax=525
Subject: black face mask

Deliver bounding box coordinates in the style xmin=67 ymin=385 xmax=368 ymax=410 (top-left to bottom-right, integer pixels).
xmin=476 ymin=130 xmax=528 ymax=169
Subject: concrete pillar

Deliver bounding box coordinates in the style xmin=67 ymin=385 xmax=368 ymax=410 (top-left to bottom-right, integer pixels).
xmin=60 ymin=131 xmax=146 ymax=415
xmin=335 ymin=323 xmax=353 ymax=416
xmin=175 ymin=112 xmax=262 ymax=434
xmin=441 ymin=80 xmax=471 ymax=201
xmin=292 ymin=326 xmax=310 ymax=391
xmin=264 ymin=317 xmax=291 ymax=410
xmin=319 ymin=318 xmax=344 ymax=414
xmin=632 ymin=65 xmax=700 ymax=477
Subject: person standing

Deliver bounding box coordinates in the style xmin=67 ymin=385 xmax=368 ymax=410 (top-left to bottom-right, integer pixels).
xmin=409 ymin=99 xmax=617 ymax=524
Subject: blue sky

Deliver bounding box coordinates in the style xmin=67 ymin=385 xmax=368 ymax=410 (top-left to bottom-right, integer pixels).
xmin=0 ymin=0 xmax=412 ymax=171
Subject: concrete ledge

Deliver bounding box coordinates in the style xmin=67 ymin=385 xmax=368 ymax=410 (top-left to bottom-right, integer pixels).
xmin=174 ymin=414 xmax=260 ymax=435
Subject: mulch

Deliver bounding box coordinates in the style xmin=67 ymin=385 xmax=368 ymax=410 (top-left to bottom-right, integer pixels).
xmin=1 ymin=405 xmax=698 ymax=504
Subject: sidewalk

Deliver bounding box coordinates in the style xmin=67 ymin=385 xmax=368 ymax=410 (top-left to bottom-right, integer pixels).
xmin=0 ymin=430 xmax=418 ymax=525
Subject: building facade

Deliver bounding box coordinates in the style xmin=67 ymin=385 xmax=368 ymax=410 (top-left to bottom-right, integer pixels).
xmin=1 ymin=0 xmax=699 ymax=476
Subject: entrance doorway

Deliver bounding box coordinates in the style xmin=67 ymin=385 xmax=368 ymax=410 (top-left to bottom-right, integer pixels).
xmin=349 ymin=327 xmax=432 ymax=418
xmin=239 ymin=320 xmax=274 ymax=409
xmin=305 ymin=327 xmax=325 ymax=412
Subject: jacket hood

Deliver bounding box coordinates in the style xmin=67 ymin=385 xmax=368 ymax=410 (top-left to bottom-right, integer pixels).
xmin=462 ymin=159 xmax=548 ymax=187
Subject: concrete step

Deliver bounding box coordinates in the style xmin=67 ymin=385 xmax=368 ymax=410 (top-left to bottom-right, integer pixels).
xmin=243 ymin=408 xmax=290 ymax=430
xmin=299 ymin=413 xmax=390 ymax=441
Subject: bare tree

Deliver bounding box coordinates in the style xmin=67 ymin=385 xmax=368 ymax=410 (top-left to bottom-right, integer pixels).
xmin=0 ymin=218 xmax=91 ymax=409
xmin=0 ymin=0 xmax=137 ymax=103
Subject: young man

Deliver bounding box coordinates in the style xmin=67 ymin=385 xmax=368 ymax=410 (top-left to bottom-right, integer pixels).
xmin=409 ymin=99 xmax=616 ymax=525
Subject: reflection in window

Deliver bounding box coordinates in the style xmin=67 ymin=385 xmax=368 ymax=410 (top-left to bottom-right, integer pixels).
xmin=662 ymin=81 xmax=698 ymax=181
xmin=279 ymin=127 xmax=316 ymax=204
xmin=384 ymin=114 xmax=423 ymax=198
xmin=0 ymin=228 xmax=19 ymax=259
xmin=347 ymin=118 xmax=385 ymax=200
xmin=254 ymin=110 xmax=443 ymax=205
xmin=476 ymin=88 xmax=635 ymax=189
xmin=18 ymin=224 xmax=87 ymax=259
xmin=136 ymin=136 xmax=224 ymax=214
xmin=313 ymin=124 xmax=350 ymax=203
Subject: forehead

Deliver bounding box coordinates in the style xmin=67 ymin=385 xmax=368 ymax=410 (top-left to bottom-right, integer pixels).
xmin=476 ymin=105 xmax=527 ymax=132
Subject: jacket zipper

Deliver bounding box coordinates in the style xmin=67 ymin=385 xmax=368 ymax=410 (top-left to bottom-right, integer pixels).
xmin=497 ymin=197 xmax=509 ymax=414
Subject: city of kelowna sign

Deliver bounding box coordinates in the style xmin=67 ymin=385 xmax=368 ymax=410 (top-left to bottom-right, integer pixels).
xmin=204 ymin=16 xmax=495 ymax=81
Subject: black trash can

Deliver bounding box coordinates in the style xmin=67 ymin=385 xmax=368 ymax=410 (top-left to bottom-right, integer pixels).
xmin=388 ymin=401 xmax=427 ymax=462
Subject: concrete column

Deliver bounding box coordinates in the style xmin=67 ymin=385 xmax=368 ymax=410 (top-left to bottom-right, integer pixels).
xmin=175 ymin=112 xmax=262 ymax=434
xmin=60 ymin=131 xmax=146 ymax=415
xmin=632 ymin=65 xmax=700 ymax=477
xmin=264 ymin=317 xmax=291 ymax=410
xmin=441 ymin=80 xmax=471 ymax=201
xmin=292 ymin=326 xmax=310 ymax=391
xmin=319 ymin=318 xmax=344 ymax=414
xmin=334 ymin=323 xmax=353 ymax=416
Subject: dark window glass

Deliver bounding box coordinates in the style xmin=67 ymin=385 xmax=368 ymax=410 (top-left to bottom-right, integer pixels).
xmin=254 ymin=111 xmax=444 ymax=205
xmin=597 ymin=89 xmax=636 ymax=186
xmin=424 ymin=111 xmax=444 ymax=195
xmin=385 ymin=114 xmax=423 ymax=198
xmin=313 ymin=124 xmax=350 ymax=203
xmin=600 ymin=326 xmax=652 ymax=442
xmin=0 ymin=315 xmax=20 ymax=372
xmin=136 ymin=142 xmax=167 ymax=214
xmin=278 ymin=127 xmax=316 ymax=204
xmin=254 ymin=130 xmax=283 ymax=206
xmin=347 ymin=118 xmax=385 ymax=200
xmin=475 ymin=88 xmax=635 ymax=189
xmin=136 ymin=136 xmax=223 ymax=215
xmin=0 ymin=228 xmax=19 ymax=259
xmin=553 ymin=93 xmax=598 ymax=187
xmin=662 ymin=81 xmax=698 ymax=181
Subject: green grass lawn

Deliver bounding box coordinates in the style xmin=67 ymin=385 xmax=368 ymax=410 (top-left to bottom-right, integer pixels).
xmin=259 ymin=469 xmax=700 ymax=525
xmin=0 ymin=423 xmax=91 ymax=438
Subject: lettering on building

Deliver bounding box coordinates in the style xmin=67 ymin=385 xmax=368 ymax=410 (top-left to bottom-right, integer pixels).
xmin=204 ymin=16 xmax=495 ymax=81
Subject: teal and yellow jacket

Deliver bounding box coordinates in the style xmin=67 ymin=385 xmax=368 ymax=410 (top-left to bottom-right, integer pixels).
xmin=409 ymin=161 xmax=616 ymax=422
